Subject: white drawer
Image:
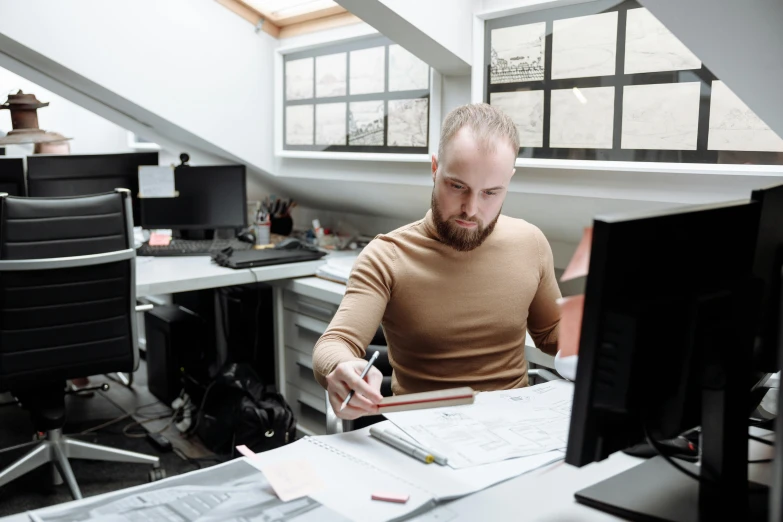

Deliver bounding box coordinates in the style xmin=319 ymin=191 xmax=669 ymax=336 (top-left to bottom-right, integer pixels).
xmin=283 ymin=290 xmax=338 ymax=322
xmin=284 ymin=347 xmax=323 ymax=398
xmin=283 ymin=310 xmax=330 ymax=356
xmin=286 ymin=383 xmax=327 ymax=436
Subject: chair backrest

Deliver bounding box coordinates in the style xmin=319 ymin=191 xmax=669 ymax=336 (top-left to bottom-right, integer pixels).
xmin=0 ymin=190 xmax=138 ymax=388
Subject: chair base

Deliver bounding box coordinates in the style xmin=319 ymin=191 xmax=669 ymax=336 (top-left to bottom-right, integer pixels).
xmin=0 ymin=428 xmax=160 ymax=500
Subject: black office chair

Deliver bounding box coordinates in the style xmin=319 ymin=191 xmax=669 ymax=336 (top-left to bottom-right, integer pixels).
xmin=0 ymin=189 xmax=161 ymax=500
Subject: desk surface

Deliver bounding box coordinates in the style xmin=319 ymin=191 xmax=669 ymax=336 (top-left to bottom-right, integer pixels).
xmin=135 ymin=256 xmax=327 ymax=297
xmin=413 ymin=430 xmax=776 ymax=521
xmin=4 ymin=435 xmax=773 ymax=522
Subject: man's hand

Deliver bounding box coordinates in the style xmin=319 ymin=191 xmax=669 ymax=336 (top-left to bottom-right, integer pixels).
xmin=326 ymin=360 xmax=384 ymax=420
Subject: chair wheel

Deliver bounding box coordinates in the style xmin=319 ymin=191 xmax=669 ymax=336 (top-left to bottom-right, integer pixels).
xmin=148 ymin=467 xmax=166 ymax=482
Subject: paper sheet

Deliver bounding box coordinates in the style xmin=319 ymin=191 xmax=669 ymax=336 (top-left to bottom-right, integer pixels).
xmin=320 ymin=422 xmax=564 ymax=500
xmin=385 ymin=381 xmax=574 ymax=469
xmin=138 ymin=165 xmax=176 ymax=198
xmin=28 ymin=458 xmax=350 ymax=522
xmin=243 ymin=439 xmax=435 ymax=522
xmin=260 ymin=459 xmax=326 ymax=502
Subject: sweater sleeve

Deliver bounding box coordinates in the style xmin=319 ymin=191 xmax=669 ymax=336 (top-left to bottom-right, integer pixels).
xmin=527 ymin=227 xmax=562 ymax=356
xmin=312 ymin=238 xmax=396 ymax=388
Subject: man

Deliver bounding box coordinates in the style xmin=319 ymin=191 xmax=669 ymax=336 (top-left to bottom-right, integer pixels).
xmin=313 ymin=103 xmax=562 ymax=420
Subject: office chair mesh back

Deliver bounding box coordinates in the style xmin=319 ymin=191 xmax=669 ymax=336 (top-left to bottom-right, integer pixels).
xmin=0 ymin=193 xmax=135 ymax=387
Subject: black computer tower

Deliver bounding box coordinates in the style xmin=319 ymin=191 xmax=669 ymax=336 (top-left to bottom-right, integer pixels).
xmin=144 ymin=305 xmax=207 ymax=405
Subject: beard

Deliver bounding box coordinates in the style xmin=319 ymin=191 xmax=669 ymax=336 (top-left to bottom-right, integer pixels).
xmin=431 ymin=190 xmax=500 ymax=252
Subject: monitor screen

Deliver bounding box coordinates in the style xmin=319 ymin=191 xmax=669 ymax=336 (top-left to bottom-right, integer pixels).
xmin=26 ymin=152 xmax=159 ymax=224
xmin=750 ymin=183 xmax=783 ymax=373
xmin=0 ymin=158 xmax=25 ymax=196
xmin=566 ymin=200 xmax=761 ymax=467
xmin=139 ymin=165 xmax=246 ymax=230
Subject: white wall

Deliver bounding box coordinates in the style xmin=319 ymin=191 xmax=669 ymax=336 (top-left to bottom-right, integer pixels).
xmin=0 ymin=0 xmax=277 ymax=175
xmin=3 ymin=0 xmax=781 ymax=268
xmin=0 ymin=66 xmax=131 ymax=156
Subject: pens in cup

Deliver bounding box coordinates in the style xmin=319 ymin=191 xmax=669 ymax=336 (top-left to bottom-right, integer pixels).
xmin=369 ymin=426 xmax=448 ymax=465
xmin=340 ymin=350 xmax=380 ymax=412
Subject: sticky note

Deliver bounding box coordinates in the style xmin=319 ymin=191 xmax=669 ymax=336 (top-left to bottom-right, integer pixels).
xmin=261 ymin=460 xmax=325 ymax=502
xmin=148 ymin=232 xmax=171 ymax=246
xmin=236 ymin=445 xmax=256 ymax=458
xmin=372 ymin=491 xmax=410 ymax=504
xmin=139 ymin=165 xmax=176 ymax=198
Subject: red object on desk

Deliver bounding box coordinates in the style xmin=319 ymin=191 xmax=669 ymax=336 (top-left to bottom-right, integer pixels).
xmin=372 ymin=492 xmax=410 ymax=503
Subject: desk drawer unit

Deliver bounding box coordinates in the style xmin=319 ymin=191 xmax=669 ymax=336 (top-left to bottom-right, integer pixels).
xmin=283 ymin=291 xmax=338 ymax=322
xmin=286 ymin=383 xmax=327 ymax=437
xmin=283 ymin=311 xmax=330 ymax=356
xmin=279 ymin=288 xmax=338 ymax=436
xmin=284 ymin=347 xmax=324 ymax=398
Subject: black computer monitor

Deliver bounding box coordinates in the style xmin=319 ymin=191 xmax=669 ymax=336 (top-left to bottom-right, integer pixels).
xmin=565 ymin=200 xmax=767 ymax=521
xmin=750 ymin=184 xmax=783 ymax=374
xmin=0 ymin=158 xmax=26 ymax=196
xmin=139 ymin=165 xmax=246 ymax=231
xmin=26 ymin=152 xmax=159 ymax=224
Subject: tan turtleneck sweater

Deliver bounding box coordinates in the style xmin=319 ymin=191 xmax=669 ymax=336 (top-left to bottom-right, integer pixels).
xmin=312 ymin=210 xmax=561 ymax=395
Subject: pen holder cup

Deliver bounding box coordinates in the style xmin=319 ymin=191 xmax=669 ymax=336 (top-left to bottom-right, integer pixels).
xmin=270 ymin=216 xmax=293 ymax=236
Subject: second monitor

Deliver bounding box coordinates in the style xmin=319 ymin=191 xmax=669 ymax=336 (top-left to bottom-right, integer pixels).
xmin=140 ymin=165 xmax=246 ymax=231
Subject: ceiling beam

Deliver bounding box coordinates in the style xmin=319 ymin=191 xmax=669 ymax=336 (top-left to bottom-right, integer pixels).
xmin=335 ymin=0 xmax=471 ymax=75
xmin=640 ymin=0 xmax=783 ymax=143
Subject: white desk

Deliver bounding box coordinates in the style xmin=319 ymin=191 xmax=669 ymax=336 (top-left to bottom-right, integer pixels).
xmin=2 ymin=433 xmax=773 ymax=522
xmin=412 ymin=431 xmax=776 ymax=521
xmin=135 ymin=256 xmax=327 ymax=298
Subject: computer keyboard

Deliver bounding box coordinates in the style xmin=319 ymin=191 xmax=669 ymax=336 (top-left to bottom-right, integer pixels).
xmin=137 ymin=239 xmax=254 ymax=257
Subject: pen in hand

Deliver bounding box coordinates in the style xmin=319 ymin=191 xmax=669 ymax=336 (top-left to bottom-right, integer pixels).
xmin=340 ymin=350 xmax=380 ymax=412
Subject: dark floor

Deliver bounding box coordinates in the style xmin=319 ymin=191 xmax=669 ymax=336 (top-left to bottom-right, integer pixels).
xmin=0 ymin=362 xmax=221 ymax=516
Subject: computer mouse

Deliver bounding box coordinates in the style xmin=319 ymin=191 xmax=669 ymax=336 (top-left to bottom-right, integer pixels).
xmin=237 ymin=231 xmax=255 ymax=243
xmin=275 ymin=237 xmax=304 ymax=250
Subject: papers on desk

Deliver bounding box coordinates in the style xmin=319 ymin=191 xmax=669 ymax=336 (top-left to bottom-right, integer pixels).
xmin=384 ymin=380 xmax=574 ymax=469
xmin=322 ymin=422 xmax=564 ymax=501
xmin=27 ymin=457 xmax=351 ymax=522
xmin=315 ymin=256 xmax=357 ymax=284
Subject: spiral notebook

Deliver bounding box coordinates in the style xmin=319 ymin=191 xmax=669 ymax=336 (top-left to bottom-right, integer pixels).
xmin=244 ymin=437 xmax=438 ymax=522
xmin=243 ymin=426 xmax=564 ymax=521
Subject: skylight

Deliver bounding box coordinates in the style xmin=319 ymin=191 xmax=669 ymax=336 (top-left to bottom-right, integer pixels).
xmin=241 ymin=0 xmax=341 ymax=24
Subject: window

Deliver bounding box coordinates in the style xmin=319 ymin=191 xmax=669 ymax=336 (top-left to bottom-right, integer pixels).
xmin=484 ymin=1 xmax=783 ymax=165
xmin=282 ymin=36 xmax=432 ymax=155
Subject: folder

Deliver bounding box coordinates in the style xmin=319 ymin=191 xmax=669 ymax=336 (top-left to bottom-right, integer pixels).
xmin=378 ymin=387 xmax=475 ymax=413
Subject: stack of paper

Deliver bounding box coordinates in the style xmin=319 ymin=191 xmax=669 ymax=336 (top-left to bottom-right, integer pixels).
xmin=315 ymin=256 xmax=358 ymax=284
xmin=384 ymin=380 xmax=574 ymax=469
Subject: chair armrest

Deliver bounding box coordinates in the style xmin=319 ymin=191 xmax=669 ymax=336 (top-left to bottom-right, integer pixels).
xmin=528 ymin=368 xmax=561 ymax=382
xmin=324 ymin=390 xmax=355 ymax=434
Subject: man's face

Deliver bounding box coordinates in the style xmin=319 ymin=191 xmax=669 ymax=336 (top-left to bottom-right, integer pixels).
xmin=431 ymin=127 xmax=516 ymax=251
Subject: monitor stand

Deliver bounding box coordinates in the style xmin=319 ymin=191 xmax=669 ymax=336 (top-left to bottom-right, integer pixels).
xmin=177 ymin=229 xmax=212 ymax=241
xmin=575 ymin=457 xmax=768 ymax=522
xmin=576 ymin=281 xmax=769 ymax=522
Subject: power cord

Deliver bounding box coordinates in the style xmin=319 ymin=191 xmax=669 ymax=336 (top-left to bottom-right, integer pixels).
xmin=643 ymin=424 xmax=708 ymax=484
xmin=645 ymin=426 xmax=776 ymax=483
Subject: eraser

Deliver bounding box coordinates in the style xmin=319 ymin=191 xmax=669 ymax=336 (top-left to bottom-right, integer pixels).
xmin=236 ymin=445 xmax=256 ymax=458
xmin=371 ymin=492 xmax=410 ymax=504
